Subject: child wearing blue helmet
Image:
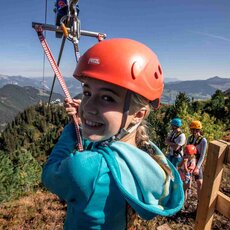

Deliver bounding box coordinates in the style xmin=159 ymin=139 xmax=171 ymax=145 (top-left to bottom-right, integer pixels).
xmin=165 ymin=118 xmax=186 ymax=167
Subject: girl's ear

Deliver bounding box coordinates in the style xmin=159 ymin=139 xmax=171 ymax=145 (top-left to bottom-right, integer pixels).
xmin=133 ymin=107 xmax=148 ymax=124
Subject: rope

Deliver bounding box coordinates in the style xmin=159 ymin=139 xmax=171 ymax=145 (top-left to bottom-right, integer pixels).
xmin=48 ymin=37 xmax=66 ymax=105
xmin=35 ymin=25 xmax=83 ymax=151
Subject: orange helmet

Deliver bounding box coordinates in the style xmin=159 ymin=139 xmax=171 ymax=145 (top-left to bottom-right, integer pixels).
xmin=185 ymin=144 xmax=197 ymax=155
xmin=189 ymin=120 xmax=202 ymax=130
xmin=73 ymin=38 xmax=164 ymax=106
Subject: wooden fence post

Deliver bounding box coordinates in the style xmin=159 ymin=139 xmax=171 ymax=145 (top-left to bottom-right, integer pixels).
xmin=194 ymin=140 xmax=228 ymax=230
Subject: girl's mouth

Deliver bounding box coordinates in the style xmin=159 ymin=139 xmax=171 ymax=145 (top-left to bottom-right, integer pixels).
xmin=85 ymin=119 xmax=103 ymax=127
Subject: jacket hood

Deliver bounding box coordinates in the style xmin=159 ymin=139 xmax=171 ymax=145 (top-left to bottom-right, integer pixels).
xmin=95 ymin=141 xmax=184 ymax=219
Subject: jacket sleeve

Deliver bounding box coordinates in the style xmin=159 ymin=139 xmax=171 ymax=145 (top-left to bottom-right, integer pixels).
xmin=45 ymin=123 xmax=77 ymax=163
xmin=41 ymin=123 xmax=102 ymax=202
xmin=196 ymin=138 xmax=208 ymax=169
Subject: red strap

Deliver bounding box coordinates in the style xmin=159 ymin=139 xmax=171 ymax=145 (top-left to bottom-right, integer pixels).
xmin=34 ymin=25 xmax=83 ymax=151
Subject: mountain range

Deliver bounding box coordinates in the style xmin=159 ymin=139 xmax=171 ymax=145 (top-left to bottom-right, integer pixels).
xmin=0 ymin=83 xmax=64 ymax=131
xmin=163 ymin=76 xmax=230 ymax=103
xmin=0 ymin=74 xmax=230 ymax=130
xmin=1 ymin=74 xmax=230 ymax=100
xmin=0 ymin=74 xmax=82 ymax=98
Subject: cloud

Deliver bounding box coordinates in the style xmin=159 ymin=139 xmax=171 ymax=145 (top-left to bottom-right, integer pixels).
xmin=189 ymin=30 xmax=230 ymax=42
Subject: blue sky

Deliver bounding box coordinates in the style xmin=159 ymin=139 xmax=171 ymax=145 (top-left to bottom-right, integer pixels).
xmin=0 ymin=0 xmax=229 ymax=81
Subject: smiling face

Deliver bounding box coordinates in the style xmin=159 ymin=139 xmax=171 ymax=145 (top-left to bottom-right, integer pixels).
xmin=190 ymin=128 xmax=201 ymax=136
xmin=79 ymin=78 xmax=129 ymax=142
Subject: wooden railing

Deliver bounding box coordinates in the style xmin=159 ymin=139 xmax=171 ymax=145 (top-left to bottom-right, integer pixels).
xmin=195 ymin=140 xmax=230 ymax=230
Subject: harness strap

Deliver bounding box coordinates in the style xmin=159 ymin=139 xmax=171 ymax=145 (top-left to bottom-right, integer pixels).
xmin=188 ymin=135 xmax=203 ymax=146
xmin=34 ymin=25 xmax=83 ymax=151
xmin=169 ymin=131 xmax=182 ymax=142
xmin=170 ymin=131 xmax=183 ymax=157
xmin=188 ymin=135 xmax=203 ymax=160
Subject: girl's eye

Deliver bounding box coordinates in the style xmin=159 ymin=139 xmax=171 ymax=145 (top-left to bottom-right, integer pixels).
xmin=83 ymin=90 xmax=91 ymax=97
xmin=102 ymin=95 xmax=115 ymax=102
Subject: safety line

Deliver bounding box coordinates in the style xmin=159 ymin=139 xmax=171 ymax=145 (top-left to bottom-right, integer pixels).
xmin=35 ymin=25 xmax=83 ymax=151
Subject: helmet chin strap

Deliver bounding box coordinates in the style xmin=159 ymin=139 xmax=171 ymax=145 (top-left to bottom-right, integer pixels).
xmin=115 ymin=90 xmax=138 ymax=140
xmin=115 ymin=121 xmax=141 ymax=140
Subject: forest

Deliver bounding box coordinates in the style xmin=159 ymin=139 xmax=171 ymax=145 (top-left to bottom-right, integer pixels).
xmin=0 ymin=90 xmax=229 ymax=229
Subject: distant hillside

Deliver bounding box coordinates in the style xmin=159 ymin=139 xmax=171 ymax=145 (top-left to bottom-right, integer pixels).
xmin=0 ymin=75 xmax=43 ymax=88
xmin=163 ymin=76 xmax=230 ymax=104
xmin=0 ymin=74 xmax=230 ymax=105
xmin=224 ymin=88 xmax=230 ymax=96
xmin=0 ymin=75 xmax=82 ymax=98
xmin=164 ymin=77 xmax=181 ymax=83
xmin=0 ymin=84 xmax=64 ymax=130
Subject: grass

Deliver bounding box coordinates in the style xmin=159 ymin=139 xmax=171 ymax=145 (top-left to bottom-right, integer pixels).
xmin=0 ymin=166 xmax=229 ymax=229
xmin=0 ymin=191 xmax=66 ymax=230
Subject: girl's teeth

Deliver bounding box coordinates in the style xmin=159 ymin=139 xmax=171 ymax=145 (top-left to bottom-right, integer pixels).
xmin=86 ymin=120 xmax=101 ymax=127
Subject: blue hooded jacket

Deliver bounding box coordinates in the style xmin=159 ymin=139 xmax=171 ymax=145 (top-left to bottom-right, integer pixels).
xmin=42 ymin=123 xmax=184 ymax=229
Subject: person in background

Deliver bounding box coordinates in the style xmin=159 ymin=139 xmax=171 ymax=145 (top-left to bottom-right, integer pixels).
xmin=42 ymin=38 xmax=184 ymax=229
xmin=165 ymin=118 xmax=186 ymax=168
xmin=187 ymin=120 xmax=207 ymax=202
xmin=178 ymin=144 xmax=197 ymax=207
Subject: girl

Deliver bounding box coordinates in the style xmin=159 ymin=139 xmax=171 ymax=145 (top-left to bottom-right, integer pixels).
xmin=178 ymin=144 xmax=197 ymax=205
xmin=42 ymin=38 xmax=184 ymax=229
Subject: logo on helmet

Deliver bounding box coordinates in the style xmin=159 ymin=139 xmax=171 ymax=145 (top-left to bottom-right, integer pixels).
xmin=88 ymin=58 xmax=100 ymax=65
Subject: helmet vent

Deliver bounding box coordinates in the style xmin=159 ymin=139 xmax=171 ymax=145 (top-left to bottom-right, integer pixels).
xmin=154 ymin=72 xmax=159 ymax=79
xmin=131 ymin=61 xmax=142 ymax=79
xmin=158 ymin=65 xmax=162 ymax=75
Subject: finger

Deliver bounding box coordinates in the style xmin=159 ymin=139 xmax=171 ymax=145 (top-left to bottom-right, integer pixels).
xmin=72 ymin=98 xmax=81 ymax=103
xmin=71 ymin=99 xmax=81 ymax=107
xmin=64 ymin=98 xmax=72 ymax=108
xmin=64 ymin=98 xmax=72 ymax=103
xmin=68 ymin=112 xmax=77 ymax=116
xmin=66 ymin=107 xmax=77 ymax=114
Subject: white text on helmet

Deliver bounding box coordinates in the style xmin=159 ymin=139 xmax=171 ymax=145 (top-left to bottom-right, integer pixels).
xmin=88 ymin=58 xmax=100 ymax=65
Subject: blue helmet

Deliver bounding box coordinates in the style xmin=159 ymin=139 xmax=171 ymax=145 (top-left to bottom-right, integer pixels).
xmin=171 ymin=118 xmax=182 ymax=127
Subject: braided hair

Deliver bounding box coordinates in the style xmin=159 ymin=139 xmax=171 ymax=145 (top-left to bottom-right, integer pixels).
xmin=130 ymin=93 xmax=173 ymax=179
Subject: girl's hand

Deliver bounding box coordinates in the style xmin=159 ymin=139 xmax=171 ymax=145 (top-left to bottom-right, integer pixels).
xmin=64 ymin=98 xmax=81 ymax=123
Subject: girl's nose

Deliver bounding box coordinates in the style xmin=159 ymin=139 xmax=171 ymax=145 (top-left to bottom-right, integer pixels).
xmin=83 ymin=97 xmax=98 ymax=115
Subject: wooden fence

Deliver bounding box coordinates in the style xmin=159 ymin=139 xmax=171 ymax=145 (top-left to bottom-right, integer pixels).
xmin=195 ymin=140 xmax=230 ymax=230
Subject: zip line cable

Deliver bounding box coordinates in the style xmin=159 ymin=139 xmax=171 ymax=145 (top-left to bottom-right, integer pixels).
xmin=49 ymin=0 xmax=79 ymax=104
xmin=42 ymin=0 xmax=48 ymax=100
